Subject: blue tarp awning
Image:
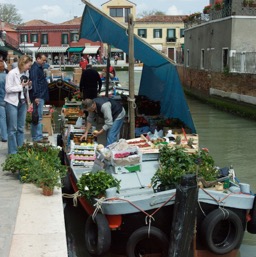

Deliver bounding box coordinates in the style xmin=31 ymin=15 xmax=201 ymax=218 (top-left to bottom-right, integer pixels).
xmin=79 ymin=1 xmax=196 ymax=133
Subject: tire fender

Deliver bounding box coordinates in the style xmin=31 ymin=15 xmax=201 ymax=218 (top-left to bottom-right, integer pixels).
xmin=126 ymin=226 xmax=169 ymax=257
xmin=247 ymin=196 xmax=256 ymax=234
xmin=85 ymin=213 xmax=111 ymax=256
xmin=201 ymin=208 xmax=244 ymax=255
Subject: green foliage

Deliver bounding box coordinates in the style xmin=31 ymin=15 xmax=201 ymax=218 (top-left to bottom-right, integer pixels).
xmin=137 ymin=9 xmax=165 ymax=18
xmin=0 ymin=4 xmax=22 ymax=24
xmin=2 ymin=143 xmax=66 ymax=188
xmin=77 ymin=171 xmax=121 ymax=201
xmin=151 ymin=146 xmax=218 ymax=190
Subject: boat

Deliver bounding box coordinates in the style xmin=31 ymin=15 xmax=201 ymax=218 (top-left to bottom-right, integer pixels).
xmin=58 ymin=1 xmax=256 ymax=257
xmin=46 ymin=71 xmax=79 ymax=107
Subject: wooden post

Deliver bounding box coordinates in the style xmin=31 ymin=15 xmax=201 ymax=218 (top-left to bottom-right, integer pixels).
xmin=128 ymin=13 xmax=135 ymax=139
xmin=168 ymin=174 xmax=198 ymax=257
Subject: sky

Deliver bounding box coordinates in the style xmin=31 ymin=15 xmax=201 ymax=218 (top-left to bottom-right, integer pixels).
xmin=0 ymin=0 xmax=210 ymax=23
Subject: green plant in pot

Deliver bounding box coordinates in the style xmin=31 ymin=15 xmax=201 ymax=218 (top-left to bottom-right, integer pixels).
xmin=151 ymin=146 xmax=218 ymax=192
xmin=77 ymin=170 xmax=121 ymax=201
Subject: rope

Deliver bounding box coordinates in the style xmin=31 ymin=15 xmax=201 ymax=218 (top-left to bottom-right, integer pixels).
xmin=105 ymin=193 xmax=176 ymax=225
xmin=127 ymin=96 xmax=137 ymax=109
xmin=92 ymin=197 xmax=105 ymax=221
xmin=62 ymin=191 xmax=81 ymax=207
xmin=200 ymin=187 xmax=232 ymax=204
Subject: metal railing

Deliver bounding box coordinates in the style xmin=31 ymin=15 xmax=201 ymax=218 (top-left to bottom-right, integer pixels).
xmin=230 ymin=52 xmax=256 ymax=74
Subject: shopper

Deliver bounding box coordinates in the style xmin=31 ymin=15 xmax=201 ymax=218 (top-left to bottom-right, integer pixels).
xmin=4 ymin=55 xmax=32 ymax=154
xmin=79 ymin=65 xmax=102 ymax=99
xmin=29 ymin=53 xmax=49 ymax=143
xmin=0 ymin=61 xmax=7 ymax=142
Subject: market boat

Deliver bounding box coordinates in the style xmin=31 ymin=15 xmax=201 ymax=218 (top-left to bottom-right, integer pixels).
xmin=47 ymin=72 xmax=79 ymax=107
xmin=59 ymin=1 xmax=256 ymax=257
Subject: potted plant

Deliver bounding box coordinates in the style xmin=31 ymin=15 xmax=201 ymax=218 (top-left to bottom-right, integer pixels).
xmin=203 ymin=4 xmax=212 ymax=14
xmin=151 ymin=146 xmax=218 ymax=192
xmin=214 ymin=0 xmax=224 ymax=10
xmin=2 ymin=143 xmax=67 ymax=195
xmin=34 ymin=161 xmax=63 ymax=196
xmin=77 ymin=170 xmax=121 ymax=201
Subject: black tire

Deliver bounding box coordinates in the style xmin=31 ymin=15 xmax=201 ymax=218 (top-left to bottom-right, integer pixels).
xmin=126 ymin=226 xmax=169 ymax=257
xmin=201 ymin=208 xmax=244 ymax=255
xmin=247 ymin=196 xmax=256 ymax=234
xmin=85 ymin=214 xmax=111 ymax=256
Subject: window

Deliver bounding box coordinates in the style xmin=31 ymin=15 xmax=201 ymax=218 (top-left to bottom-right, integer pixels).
xmin=30 ymin=34 xmax=38 ymax=43
xmin=138 ymin=29 xmax=147 ymax=38
xmin=110 ymin=8 xmax=123 ymax=17
xmin=20 ymin=34 xmax=28 ymax=43
xmin=201 ymin=49 xmax=205 ymax=69
xmin=153 ymin=29 xmax=162 ymax=38
xmin=167 ymin=29 xmax=176 ymax=42
xmin=41 ymin=34 xmax=48 ymax=44
xmin=222 ymin=48 xmax=229 ymax=71
xmin=70 ymin=32 xmax=79 ymax=42
xmin=180 ymin=29 xmax=184 ymax=37
xmin=124 ymin=8 xmax=130 ymax=22
xmin=62 ymin=33 xmax=69 ymax=44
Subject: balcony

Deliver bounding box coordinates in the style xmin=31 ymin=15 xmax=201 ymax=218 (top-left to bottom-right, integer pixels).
xmin=184 ymin=1 xmax=256 ymax=29
xmin=166 ymin=37 xmax=176 ymax=43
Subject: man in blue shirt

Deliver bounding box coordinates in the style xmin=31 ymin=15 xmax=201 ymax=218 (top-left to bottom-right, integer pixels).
xmin=29 ymin=53 xmax=49 ymax=143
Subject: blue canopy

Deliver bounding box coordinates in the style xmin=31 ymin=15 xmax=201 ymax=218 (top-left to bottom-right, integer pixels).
xmin=80 ymin=1 xmax=196 ymax=133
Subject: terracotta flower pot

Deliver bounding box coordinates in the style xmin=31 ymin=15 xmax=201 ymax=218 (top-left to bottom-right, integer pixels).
xmin=42 ymin=186 xmax=54 ymax=196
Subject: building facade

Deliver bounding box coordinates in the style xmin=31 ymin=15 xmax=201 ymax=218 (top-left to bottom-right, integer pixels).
xmin=16 ymin=18 xmax=102 ymax=64
xmin=184 ymin=0 xmax=256 ymax=73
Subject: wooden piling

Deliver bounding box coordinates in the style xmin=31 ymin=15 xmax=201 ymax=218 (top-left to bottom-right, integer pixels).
xmin=168 ymin=174 xmax=198 ymax=257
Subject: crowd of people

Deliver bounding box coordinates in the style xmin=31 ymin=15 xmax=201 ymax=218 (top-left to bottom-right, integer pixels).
xmin=0 ymin=52 xmax=125 ymax=154
xmin=0 ymin=53 xmax=49 ymax=154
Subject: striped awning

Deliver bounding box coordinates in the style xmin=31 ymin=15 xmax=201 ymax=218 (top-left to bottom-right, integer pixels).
xmin=37 ymin=47 xmax=68 ymax=53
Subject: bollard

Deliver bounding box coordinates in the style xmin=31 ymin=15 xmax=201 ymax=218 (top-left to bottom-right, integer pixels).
xmin=168 ymin=174 xmax=198 ymax=257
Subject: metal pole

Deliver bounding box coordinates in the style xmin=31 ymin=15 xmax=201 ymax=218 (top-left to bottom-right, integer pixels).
xmin=105 ymin=44 xmax=111 ymax=97
xmin=128 ymin=13 xmax=135 ymax=139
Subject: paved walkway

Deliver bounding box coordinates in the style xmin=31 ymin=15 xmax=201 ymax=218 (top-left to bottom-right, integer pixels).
xmin=0 ymin=135 xmax=68 ymax=257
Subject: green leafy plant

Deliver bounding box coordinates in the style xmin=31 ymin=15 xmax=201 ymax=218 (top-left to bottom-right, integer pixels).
xmin=151 ymin=146 xmax=218 ymax=191
xmin=2 ymin=143 xmax=66 ymax=189
xmin=77 ymin=171 xmax=121 ymax=201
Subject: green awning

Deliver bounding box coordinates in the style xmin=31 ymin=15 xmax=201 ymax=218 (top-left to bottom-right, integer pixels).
xmin=67 ymin=47 xmax=84 ymax=53
xmin=0 ymin=44 xmax=23 ymax=56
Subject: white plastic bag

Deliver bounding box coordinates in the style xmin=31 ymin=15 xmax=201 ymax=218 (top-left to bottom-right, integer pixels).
xmin=75 ymin=117 xmax=83 ymax=127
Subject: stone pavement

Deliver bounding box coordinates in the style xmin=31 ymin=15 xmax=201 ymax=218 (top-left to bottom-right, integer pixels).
xmin=0 ymin=134 xmax=68 ymax=257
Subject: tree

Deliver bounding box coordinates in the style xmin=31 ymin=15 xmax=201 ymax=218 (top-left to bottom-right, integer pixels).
xmin=0 ymin=4 xmax=22 ymax=25
xmin=137 ymin=10 xmax=166 ymax=19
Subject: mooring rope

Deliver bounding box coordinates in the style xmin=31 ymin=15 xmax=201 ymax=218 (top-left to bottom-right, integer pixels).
xmin=127 ymin=96 xmax=137 ymax=109
xmin=62 ymin=191 xmax=81 ymax=207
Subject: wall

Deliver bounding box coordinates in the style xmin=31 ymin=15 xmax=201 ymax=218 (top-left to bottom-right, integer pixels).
xmin=177 ymin=65 xmax=256 ymax=104
xmin=185 ymin=18 xmax=232 ymax=71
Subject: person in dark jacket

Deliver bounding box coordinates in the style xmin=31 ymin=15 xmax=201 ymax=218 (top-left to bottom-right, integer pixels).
xmin=79 ymin=65 xmax=102 ymax=99
xmin=29 ymin=53 xmax=49 ymax=143
xmin=80 ymin=97 xmax=126 ymax=146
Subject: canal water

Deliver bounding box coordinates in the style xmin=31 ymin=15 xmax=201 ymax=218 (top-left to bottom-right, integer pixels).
xmin=63 ymin=70 xmax=256 ymax=257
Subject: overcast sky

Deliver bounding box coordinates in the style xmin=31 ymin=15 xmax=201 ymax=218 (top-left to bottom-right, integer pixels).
xmin=1 ymin=0 xmax=210 ymax=23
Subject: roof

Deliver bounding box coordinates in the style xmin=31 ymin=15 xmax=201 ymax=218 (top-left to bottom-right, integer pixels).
xmin=22 ymin=20 xmax=54 ymax=26
xmin=60 ymin=17 xmax=82 ymax=25
xmin=136 ymin=15 xmax=187 ymax=23
xmin=37 ymin=46 xmax=68 ymax=53
xmin=101 ymin=0 xmax=136 ymax=6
